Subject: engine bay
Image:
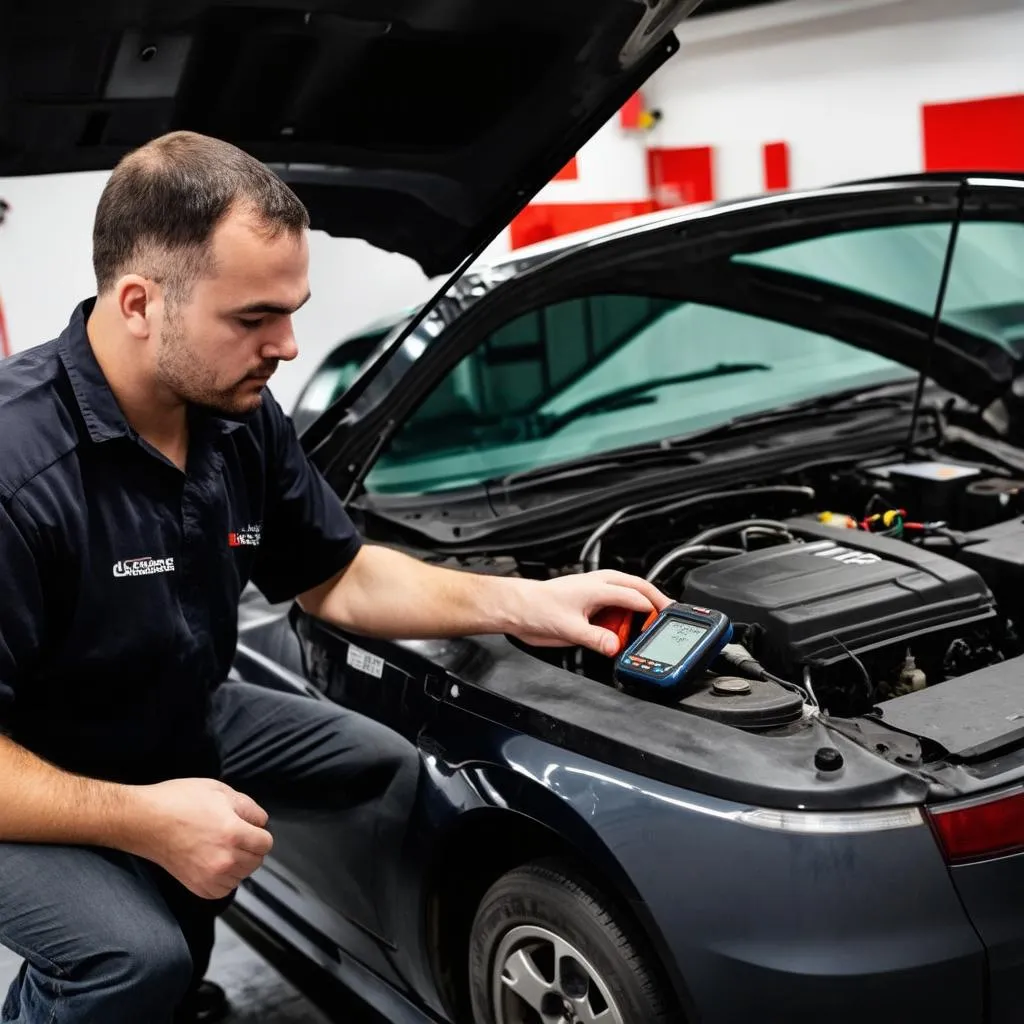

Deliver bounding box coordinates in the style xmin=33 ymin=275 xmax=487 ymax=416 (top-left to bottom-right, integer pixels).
xmin=509 ymin=455 xmax=1024 ymax=726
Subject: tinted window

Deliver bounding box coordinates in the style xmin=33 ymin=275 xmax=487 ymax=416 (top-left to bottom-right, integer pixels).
xmin=363 ymin=295 xmax=911 ymax=494
xmin=739 ymin=221 xmax=1024 ymax=350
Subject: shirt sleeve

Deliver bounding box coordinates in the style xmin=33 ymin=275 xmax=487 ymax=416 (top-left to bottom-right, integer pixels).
xmin=0 ymin=496 xmax=46 ymax=730
xmin=250 ymin=392 xmax=364 ymax=605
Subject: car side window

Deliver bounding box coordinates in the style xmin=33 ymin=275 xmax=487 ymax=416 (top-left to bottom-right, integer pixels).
xmin=290 ymin=328 xmax=397 ymax=435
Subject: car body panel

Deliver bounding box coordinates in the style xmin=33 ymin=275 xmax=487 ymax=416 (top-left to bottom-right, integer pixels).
xmin=293 ymin=608 xmax=932 ymax=813
xmin=947 ymin=854 xmax=1024 ymax=1024
xmin=589 ymin=774 xmax=986 ymax=1023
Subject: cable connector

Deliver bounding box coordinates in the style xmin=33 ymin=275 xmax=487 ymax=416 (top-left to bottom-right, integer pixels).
xmin=714 ymin=642 xmax=815 ymax=706
xmin=715 ymin=643 xmax=769 ymax=681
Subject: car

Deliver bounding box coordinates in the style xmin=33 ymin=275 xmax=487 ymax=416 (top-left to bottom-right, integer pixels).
xmin=247 ymin=169 xmax=1024 ymax=1024
xmin=8 ymin=4 xmax=1024 ymax=1024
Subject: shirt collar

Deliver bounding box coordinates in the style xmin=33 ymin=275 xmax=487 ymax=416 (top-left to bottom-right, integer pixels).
xmin=58 ymin=298 xmax=246 ymax=444
xmin=57 ymin=298 xmax=131 ymax=443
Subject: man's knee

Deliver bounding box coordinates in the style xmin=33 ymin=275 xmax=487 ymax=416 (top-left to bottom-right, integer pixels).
xmin=80 ymin=914 xmax=193 ymax=1010
xmin=313 ymin=712 xmax=420 ymax=812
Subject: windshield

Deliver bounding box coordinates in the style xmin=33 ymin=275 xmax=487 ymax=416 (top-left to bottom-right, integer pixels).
xmin=363 ymin=295 xmax=914 ymax=494
xmin=341 ymin=217 xmax=1024 ymax=496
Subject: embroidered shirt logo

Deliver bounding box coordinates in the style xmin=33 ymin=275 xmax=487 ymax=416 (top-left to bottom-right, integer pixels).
xmin=112 ymin=556 xmax=176 ymax=578
xmin=228 ymin=523 xmax=262 ymax=548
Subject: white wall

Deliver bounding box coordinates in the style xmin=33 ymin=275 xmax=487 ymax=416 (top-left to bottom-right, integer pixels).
xmin=644 ymin=0 xmax=1024 ymax=200
xmin=0 ymin=170 xmax=436 ymax=410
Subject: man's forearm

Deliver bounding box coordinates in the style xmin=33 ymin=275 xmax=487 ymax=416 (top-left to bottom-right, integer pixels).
xmin=0 ymin=733 xmax=143 ymax=849
xmin=298 ymin=543 xmax=527 ymax=639
xmin=298 ymin=542 xmax=669 ymax=655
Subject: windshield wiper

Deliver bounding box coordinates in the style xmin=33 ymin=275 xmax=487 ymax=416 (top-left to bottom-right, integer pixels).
xmin=657 ymin=379 xmax=922 ymax=447
xmin=494 ymin=379 xmax=921 ymax=489
xmin=537 ymin=363 xmax=770 ymax=437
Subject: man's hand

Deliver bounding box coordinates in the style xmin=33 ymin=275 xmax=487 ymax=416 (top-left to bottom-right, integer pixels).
xmin=128 ymin=778 xmax=274 ymax=899
xmin=510 ymin=570 xmax=672 ymax=655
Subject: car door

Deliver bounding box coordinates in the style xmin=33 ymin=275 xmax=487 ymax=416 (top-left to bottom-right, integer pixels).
xmin=232 ymin=595 xmax=425 ymax=992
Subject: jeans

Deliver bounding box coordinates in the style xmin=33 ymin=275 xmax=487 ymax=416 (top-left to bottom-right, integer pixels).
xmin=0 ymin=681 xmax=418 ymax=1023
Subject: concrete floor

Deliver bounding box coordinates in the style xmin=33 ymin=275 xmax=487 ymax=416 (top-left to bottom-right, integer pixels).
xmin=0 ymin=920 xmax=376 ymax=1022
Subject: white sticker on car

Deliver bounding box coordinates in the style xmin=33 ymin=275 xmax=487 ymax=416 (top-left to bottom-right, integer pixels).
xmin=346 ymin=644 xmax=385 ymax=679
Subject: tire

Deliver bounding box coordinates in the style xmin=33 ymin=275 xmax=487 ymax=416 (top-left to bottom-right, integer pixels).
xmin=468 ymin=859 xmax=680 ymax=1024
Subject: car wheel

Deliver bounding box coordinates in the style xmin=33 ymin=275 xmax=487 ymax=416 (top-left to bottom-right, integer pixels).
xmin=468 ymin=859 xmax=678 ymax=1024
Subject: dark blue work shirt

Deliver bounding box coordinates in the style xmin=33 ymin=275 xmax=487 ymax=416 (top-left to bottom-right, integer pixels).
xmin=0 ymin=299 xmax=362 ymax=784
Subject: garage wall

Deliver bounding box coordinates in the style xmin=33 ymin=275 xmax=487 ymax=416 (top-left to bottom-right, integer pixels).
xmin=644 ymin=0 xmax=1024 ymax=200
xmin=496 ymin=0 xmax=1024 ymax=253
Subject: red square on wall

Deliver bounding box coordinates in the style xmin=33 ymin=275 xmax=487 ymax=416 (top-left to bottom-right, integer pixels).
xmin=922 ymin=94 xmax=1024 ymax=172
xmin=646 ymin=147 xmax=715 ymax=208
xmin=763 ymin=141 xmax=791 ymax=191
xmin=510 ymin=201 xmax=657 ymax=249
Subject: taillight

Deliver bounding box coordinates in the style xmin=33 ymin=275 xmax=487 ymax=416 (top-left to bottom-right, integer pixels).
xmin=928 ymin=786 xmax=1024 ymax=863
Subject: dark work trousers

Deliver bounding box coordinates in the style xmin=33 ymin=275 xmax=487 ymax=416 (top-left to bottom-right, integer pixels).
xmin=0 ymin=681 xmax=420 ymax=1023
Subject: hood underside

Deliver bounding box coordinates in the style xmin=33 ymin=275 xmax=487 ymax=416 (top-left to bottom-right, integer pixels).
xmin=1 ymin=0 xmax=699 ymax=276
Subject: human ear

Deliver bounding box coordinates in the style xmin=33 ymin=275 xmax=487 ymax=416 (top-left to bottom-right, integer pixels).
xmin=114 ymin=275 xmax=155 ymax=340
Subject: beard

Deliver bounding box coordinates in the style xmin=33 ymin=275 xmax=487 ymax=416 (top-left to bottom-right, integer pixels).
xmin=156 ymin=308 xmax=275 ymax=419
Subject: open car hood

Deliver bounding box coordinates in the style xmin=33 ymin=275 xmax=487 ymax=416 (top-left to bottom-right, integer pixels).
xmin=1 ymin=0 xmax=700 ymax=277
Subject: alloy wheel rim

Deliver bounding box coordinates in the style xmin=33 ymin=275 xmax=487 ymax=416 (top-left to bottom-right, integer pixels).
xmin=491 ymin=924 xmax=625 ymax=1024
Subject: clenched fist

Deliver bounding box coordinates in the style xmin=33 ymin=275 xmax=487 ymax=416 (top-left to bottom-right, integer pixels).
xmin=129 ymin=777 xmax=274 ymax=899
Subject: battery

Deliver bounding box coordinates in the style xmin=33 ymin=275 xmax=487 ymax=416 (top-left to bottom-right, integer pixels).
xmin=867 ymin=460 xmax=982 ymax=522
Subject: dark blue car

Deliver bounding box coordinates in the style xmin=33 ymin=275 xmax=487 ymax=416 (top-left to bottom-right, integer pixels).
xmin=237 ymin=168 xmax=1024 ymax=1024
xmin=10 ymin=1 xmax=1024 ymax=1022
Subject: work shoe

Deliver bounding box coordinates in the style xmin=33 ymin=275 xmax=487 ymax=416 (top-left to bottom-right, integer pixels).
xmin=173 ymin=979 xmax=231 ymax=1023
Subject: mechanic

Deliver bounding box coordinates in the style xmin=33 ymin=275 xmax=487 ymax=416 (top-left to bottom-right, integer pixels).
xmin=0 ymin=130 xmax=670 ymax=1024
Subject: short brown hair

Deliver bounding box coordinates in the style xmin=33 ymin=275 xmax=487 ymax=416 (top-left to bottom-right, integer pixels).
xmin=92 ymin=130 xmax=309 ymax=298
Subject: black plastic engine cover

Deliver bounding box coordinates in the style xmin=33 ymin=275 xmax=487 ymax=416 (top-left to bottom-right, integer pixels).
xmin=682 ymin=518 xmax=996 ymax=673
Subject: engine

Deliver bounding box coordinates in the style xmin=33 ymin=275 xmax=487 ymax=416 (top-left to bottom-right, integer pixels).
xmin=525 ymin=456 xmax=1024 ymax=719
xmin=682 ymin=518 xmax=1002 ymax=715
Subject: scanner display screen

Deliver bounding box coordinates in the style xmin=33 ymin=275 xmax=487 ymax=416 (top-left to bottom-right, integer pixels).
xmin=636 ymin=619 xmax=709 ymax=666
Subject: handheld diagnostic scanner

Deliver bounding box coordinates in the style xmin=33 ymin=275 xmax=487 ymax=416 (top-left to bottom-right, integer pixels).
xmin=613 ymin=602 xmax=733 ymax=692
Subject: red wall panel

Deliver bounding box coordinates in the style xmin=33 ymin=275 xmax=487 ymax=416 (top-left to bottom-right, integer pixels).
xmin=552 ymin=156 xmax=579 ymax=182
xmin=922 ymin=93 xmax=1024 ymax=172
xmin=619 ymin=92 xmax=645 ymax=130
xmin=646 ymin=146 xmax=715 ymax=208
xmin=763 ymin=141 xmax=791 ymax=191
xmin=510 ymin=201 xmax=657 ymax=249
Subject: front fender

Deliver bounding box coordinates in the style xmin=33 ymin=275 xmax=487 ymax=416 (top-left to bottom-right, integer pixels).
xmin=418 ymin=722 xmax=703 ymax=1017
